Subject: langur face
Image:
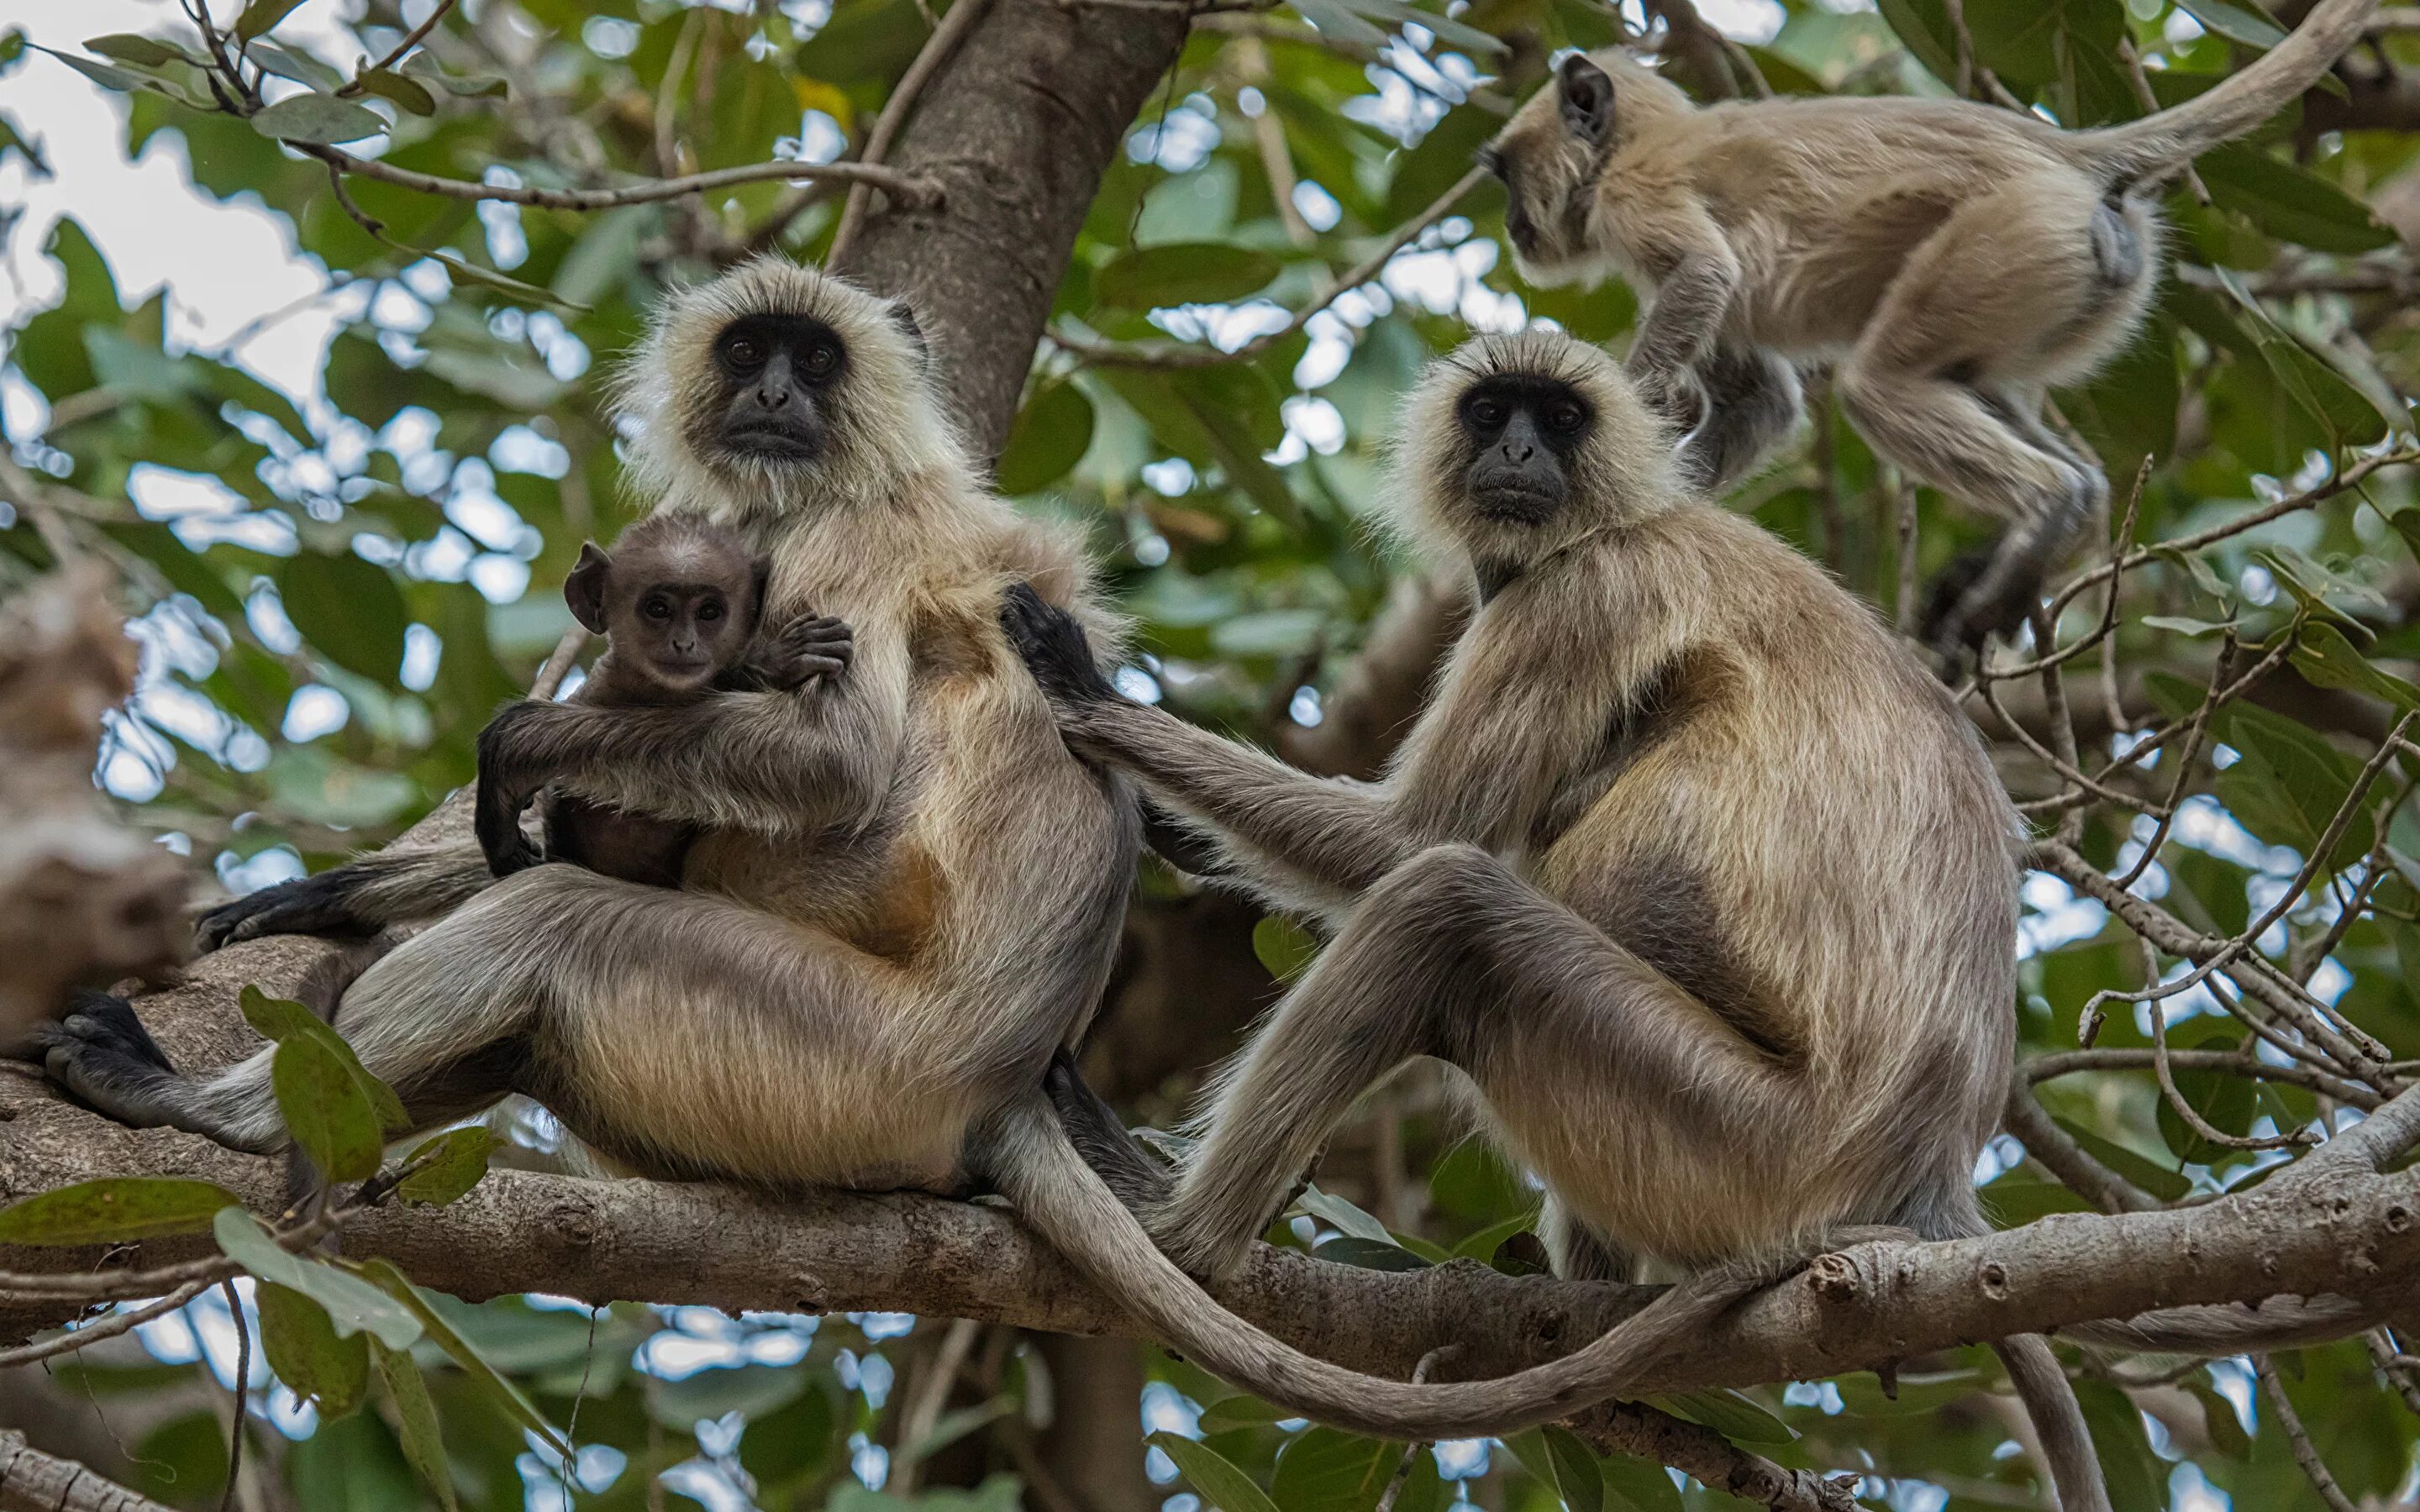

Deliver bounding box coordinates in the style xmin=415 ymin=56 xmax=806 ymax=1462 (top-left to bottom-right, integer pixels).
xmin=1457 ymin=374 xmax=1594 ymax=526
xmin=707 ymin=312 xmax=850 ymax=468
xmin=1482 ymin=55 xmax=1618 ymax=286
xmin=619 ymin=577 xmax=751 ymax=693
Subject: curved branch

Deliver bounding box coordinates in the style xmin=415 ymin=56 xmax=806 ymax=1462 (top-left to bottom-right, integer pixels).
xmin=300 ymin=144 xmax=940 ymax=213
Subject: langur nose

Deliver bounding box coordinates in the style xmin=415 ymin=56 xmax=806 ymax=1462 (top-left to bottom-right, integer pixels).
xmin=1500 ymin=439 xmax=1534 ymax=464
xmin=753 ymin=381 xmax=792 ymax=411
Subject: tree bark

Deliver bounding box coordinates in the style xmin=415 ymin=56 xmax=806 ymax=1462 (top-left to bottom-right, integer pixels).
xmin=0 ymin=1432 xmax=175 ymax=1512
xmin=830 ymin=0 xmax=1191 ymax=464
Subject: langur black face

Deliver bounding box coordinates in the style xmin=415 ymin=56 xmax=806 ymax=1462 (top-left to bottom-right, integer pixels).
xmin=566 ymin=529 xmax=766 ymax=695
xmin=709 ymin=313 xmax=850 ymax=466
xmin=1458 ymin=374 xmax=1593 ymax=525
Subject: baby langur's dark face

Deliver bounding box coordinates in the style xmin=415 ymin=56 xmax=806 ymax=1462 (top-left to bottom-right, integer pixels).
xmin=710 ymin=312 xmax=849 ymax=466
xmin=620 ymin=578 xmax=750 ymax=692
xmin=565 ymin=528 xmax=765 ymax=697
xmin=1458 ymin=374 xmax=1593 ymax=525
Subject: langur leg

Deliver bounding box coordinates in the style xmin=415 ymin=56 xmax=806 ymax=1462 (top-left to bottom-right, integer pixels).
xmin=195 ymin=844 xmax=492 ymax=950
xmin=1675 ymin=345 xmax=1802 ymax=494
xmin=1154 ymin=844 xmax=1802 ymax=1281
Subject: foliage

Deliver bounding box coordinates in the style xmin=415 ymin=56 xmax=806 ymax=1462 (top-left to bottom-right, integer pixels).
xmin=3 ymin=0 xmax=2420 ymax=1507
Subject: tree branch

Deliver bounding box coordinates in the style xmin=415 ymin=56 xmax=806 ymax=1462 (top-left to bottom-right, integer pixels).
xmin=0 ymin=1431 xmax=175 ymax=1512
xmin=298 ymin=144 xmax=938 ymax=214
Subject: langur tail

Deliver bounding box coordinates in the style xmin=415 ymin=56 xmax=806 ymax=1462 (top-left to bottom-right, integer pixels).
xmin=1993 ymin=1336 xmax=2114 ymax=1512
xmin=983 ymin=1092 xmax=1776 ymax=1442
xmin=2068 ymin=0 xmax=2377 ymax=186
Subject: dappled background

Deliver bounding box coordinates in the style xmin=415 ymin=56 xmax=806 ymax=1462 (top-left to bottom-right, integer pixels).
xmin=4 ymin=0 xmax=2420 ymax=1508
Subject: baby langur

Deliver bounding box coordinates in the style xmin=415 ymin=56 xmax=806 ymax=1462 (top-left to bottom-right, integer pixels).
xmin=1480 ymin=0 xmax=2377 ymax=660
xmin=481 ymin=514 xmax=851 ymax=885
xmin=1015 ymin=332 xmax=2383 ymax=1507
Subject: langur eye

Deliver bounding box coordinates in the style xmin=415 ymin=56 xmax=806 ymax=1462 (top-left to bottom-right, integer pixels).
xmin=1548 ymin=403 xmax=1585 ymax=432
xmin=697 ymin=601 xmax=723 ymax=622
xmin=1468 ymin=400 xmax=1507 ymax=430
xmin=802 ymin=341 xmax=841 ymax=377
xmin=723 ymin=334 xmax=764 ymax=366
xmin=642 ymin=596 xmax=672 ymax=621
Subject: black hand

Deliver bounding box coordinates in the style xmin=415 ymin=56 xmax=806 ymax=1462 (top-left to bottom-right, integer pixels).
xmin=767 ymin=614 xmax=855 ymax=687
xmin=475 ymin=702 xmax=549 ymax=876
xmin=999 ymin=583 xmax=1117 ymax=706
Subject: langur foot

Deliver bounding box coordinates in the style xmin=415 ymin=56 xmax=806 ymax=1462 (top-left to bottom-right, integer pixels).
xmin=195 ymin=872 xmax=369 ymax=952
xmin=1043 ymin=1050 xmax=1176 ymax=1208
xmin=1917 ymin=546 xmax=2042 ymax=674
xmin=37 ymin=991 xmax=183 ymax=1129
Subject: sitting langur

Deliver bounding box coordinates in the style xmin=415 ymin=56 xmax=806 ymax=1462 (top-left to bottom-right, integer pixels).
xmin=44 ymin=260 xmax=1820 ymax=1448
xmin=1009 ymin=332 xmax=2375 ymax=1505
xmin=486 ymin=513 xmax=853 ymax=885
xmin=1478 ymin=0 xmax=2375 ymax=659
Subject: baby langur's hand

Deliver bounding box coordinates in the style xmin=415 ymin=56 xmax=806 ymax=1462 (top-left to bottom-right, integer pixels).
xmin=474 ymin=702 xmax=549 ymax=878
xmin=1626 ymin=360 xmax=1707 ymax=438
xmin=999 ymin=583 xmax=1118 ymax=708
xmin=756 ymin=614 xmax=853 ymax=690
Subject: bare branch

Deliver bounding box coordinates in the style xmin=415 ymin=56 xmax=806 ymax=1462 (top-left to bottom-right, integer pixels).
xmin=826 ymin=0 xmax=997 ymax=265
xmin=299 ymin=144 xmax=939 ymax=215
xmin=0 ymin=1430 xmax=176 ymax=1512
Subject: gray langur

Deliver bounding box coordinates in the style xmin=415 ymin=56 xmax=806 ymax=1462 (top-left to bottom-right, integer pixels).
xmin=1479 ymin=0 xmax=2378 ymax=660
xmin=481 ymin=513 xmax=853 ymax=887
xmin=1012 ymin=331 xmax=2379 ymax=1504
xmin=39 ymin=260 xmax=1824 ymax=1448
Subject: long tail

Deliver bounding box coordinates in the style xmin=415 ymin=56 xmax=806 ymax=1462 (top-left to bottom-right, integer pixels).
xmin=2068 ymin=0 xmax=2378 ymax=184
xmin=2070 ymin=1294 xmax=2382 ymax=1353
xmin=985 ymin=1093 xmax=1781 ymax=1442
xmin=1994 ymin=1337 xmax=2113 ymax=1512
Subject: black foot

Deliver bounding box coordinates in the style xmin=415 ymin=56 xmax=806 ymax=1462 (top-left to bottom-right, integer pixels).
xmin=1044 ymin=1049 xmax=1175 ymax=1208
xmin=1918 ymin=546 xmax=2042 ymax=674
xmin=195 ymin=869 xmax=372 ymax=952
xmin=38 ymin=992 xmax=182 ymax=1129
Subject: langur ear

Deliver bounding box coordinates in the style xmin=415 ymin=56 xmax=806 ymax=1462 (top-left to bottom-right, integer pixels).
xmin=566 ymin=543 xmax=613 ymax=634
xmin=1559 ymin=55 xmax=1615 ymax=146
xmin=886 ymin=301 xmax=930 ymax=370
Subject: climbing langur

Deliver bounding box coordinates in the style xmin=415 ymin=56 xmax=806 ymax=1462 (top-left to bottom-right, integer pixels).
xmin=481 ymin=513 xmax=853 ymax=886
xmin=1480 ymin=0 xmax=2378 ymax=659
xmin=42 ymin=260 xmax=1848 ymax=1448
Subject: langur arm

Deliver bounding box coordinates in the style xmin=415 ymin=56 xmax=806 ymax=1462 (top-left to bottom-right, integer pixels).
xmin=476 ymin=642 xmax=908 ymax=873
xmin=1000 ymin=585 xmax=1415 ymax=906
xmin=1624 ymin=232 xmax=1741 ymax=427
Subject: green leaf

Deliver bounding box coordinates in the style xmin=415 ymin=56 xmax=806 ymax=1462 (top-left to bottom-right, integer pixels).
xmin=250 ymin=90 xmax=390 ymax=145
xmin=738 ymin=1383 xmax=835 ymax=1488
xmin=424 ymin=248 xmax=589 ymax=311
xmin=2198 ymin=144 xmax=2395 ymax=256
xmin=371 ymin=1336 xmax=460 ymax=1511
xmin=397 ymin=1127 xmax=497 ymax=1206
xmin=1450 ymin=1209 xmax=1542 ymax=1263
xmin=1313 ymin=1235 xmax=1433 ymax=1271
xmin=276 ymin=552 xmax=409 ymax=685
xmin=2049 ymin=1115 xmax=2191 ymax=1201
xmin=38 ymin=47 xmax=157 ymax=96
xmin=256 ymin=1281 xmax=371 ymax=1419
xmin=1651 ymin=1389 xmax=1797 ymax=1443
xmin=2176 ymin=0 xmax=2286 ymax=45
xmin=2209 ymin=701 xmax=2372 ymax=869
xmin=1251 ymin=914 xmax=1320 ymax=981
xmin=2188 ymin=1378 xmax=2253 ymax=1458
xmin=0 ymin=29 xmax=26 ymax=73
xmin=352 ymin=1258 xmax=571 ymax=1457
xmin=2074 ymin=1376 xmax=2166 ymax=1511
xmin=2141 ymin=615 xmax=2237 ymax=639
xmin=242 ymin=984 xmax=409 ymax=1131
xmin=2291 ymin=622 xmax=2420 ymax=713
xmin=1598 ymin=1453 xmax=1682 ymax=1512
xmin=398 ymin=49 xmax=506 ymax=97
xmin=1271 ymin=1425 xmax=1392 ymax=1512
xmin=1539 ymin=1425 xmax=1606 ymax=1512
xmin=1197 ymin=1395 xmax=1291 ymax=1433
xmin=1150 ymin=1431 xmax=1282 ymax=1512
xmin=245 ymin=39 xmax=344 ymax=91
xmin=1096 ymin=243 xmax=1281 ymax=309
xmin=234 ymin=0 xmax=309 ymax=38
xmin=214 ymin=1209 xmax=423 ymax=1349
xmin=996 ymin=380 xmax=1096 ymax=496
xmin=351 ymin=68 xmax=437 ymax=116
xmin=0 ymin=1179 xmax=239 ymax=1246
xmin=2157 ymin=1029 xmax=2260 ymax=1164
xmin=1293 ymin=1184 xmax=1393 ymax=1245
xmin=84 ymin=34 xmax=201 ymax=68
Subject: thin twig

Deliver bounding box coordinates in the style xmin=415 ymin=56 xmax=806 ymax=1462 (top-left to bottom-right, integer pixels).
xmin=337 ymin=0 xmax=459 ymax=92
xmin=2256 ymin=1356 xmax=2361 ymax=1512
xmin=216 ymin=1278 xmax=249 ymax=1512
xmin=2025 ymin=1048 xmax=2382 ymax=1109
xmin=1374 ymin=1347 xmax=1454 ymax=1512
xmin=1055 ymin=166 xmax=1488 ymax=369
xmin=0 ymin=1282 xmax=214 ymax=1369
xmin=297 ymin=144 xmax=938 ymax=214
xmin=826 ymin=0 xmax=994 ymax=265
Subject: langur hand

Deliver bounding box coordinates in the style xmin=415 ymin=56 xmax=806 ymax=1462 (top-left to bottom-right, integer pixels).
xmin=1626 ymin=360 xmax=1707 ymax=438
xmin=753 ymin=614 xmax=855 ymax=690
xmin=474 ymin=702 xmax=550 ymax=877
xmin=999 ymin=583 xmax=1118 ymax=713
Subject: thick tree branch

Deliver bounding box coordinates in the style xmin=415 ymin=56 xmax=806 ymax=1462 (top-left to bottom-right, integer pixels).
xmin=0 ymin=1431 xmax=174 ymax=1512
